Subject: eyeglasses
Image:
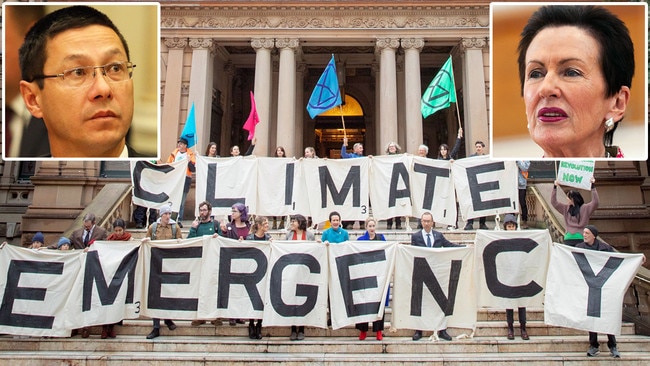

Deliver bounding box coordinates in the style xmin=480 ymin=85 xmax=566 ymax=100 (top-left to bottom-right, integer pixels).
xmin=29 ymin=61 xmax=136 ymax=87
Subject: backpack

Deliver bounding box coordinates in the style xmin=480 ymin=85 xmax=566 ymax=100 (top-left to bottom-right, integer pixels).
xmin=151 ymin=222 xmax=177 ymax=240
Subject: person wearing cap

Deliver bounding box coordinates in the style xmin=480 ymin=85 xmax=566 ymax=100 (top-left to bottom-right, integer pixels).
xmin=576 ymin=225 xmax=618 ymax=357
xmin=502 ymin=214 xmax=529 ymax=341
xmin=56 ymin=237 xmax=71 ymax=250
xmin=29 ymin=232 xmax=45 ymax=249
xmin=143 ymin=203 xmax=181 ymax=339
xmin=166 ymin=137 xmax=196 ymax=227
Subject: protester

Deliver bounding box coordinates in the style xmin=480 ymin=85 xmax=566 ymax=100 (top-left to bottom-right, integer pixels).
xmin=385 ymin=142 xmax=403 ymax=230
xmin=167 ymin=137 xmax=196 ymax=227
xmin=68 ymin=213 xmax=107 ymax=250
xmin=285 ymin=214 xmax=315 ymax=341
xmin=356 ymin=217 xmax=387 ymax=340
xmin=576 ymin=225 xmax=618 ymax=357
xmin=464 ymin=141 xmax=489 ymax=230
xmin=272 ymin=146 xmax=287 ymax=229
xmin=106 ymin=218 xmax=131 ymax=241
xmin=205 ymin=141 xmax=219 ymax=157
xmin=230 ymin=137 xmax=257 ymax=156
xmin=411 ymin=212 xmax=463 ymax=341
xmin=321 ymin=211 xmax=349 ymax=244
xmin=417 ymin=144 xmax=429 ymax=158
xmin=243 ymin=216 xmax=272 ymax=339
xmin=551 ymin=177 xmax=598 ymax=246
xmin=29 ymin=231 xmax=45 ymax=249
xmin=437 ymin=127 xmax=463 ymax=161
xmin=304 ymin=146 xmax=318 ymax=159
xmin=516 ymin=161 xmax=531 ymax=229
xmin=340 ymin=137 xmax=367 ymax=229
xmin=502 ymin=214 xmax=529 ymax=340
xmin=220 ymin=202 xmax=251 ymax=326
xmin=143 ymin=204 xmax=180 ymax=339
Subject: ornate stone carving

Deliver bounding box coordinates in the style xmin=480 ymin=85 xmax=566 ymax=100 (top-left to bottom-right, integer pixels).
xmin=275 ymin=38 xmax=299 ymax=50
xmin=460 ymin=37 xmax=488 ymax=51
xmin=163 ymin=37 xmax=188 ymax=49
xmin=375 ymin=38 xmax=400 ymax=51
xmin=401 ymin=38 xmax=424 ymax=51
xmin=251 ymin=38 xmax=275 ymax=50
xmin=188 ymin=38 xmax=214 ymax=50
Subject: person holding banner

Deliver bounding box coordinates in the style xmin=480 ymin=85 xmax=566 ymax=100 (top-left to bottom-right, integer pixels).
xmin=411 ymin=212 xmax=464 ymax=341
xmin=106 ymin=218 xmax=131 ymax=241
xmin=464 ymin=141 xmax=489 ymax=230
xmin=552 ymin=177 xmax=598 ymax=246
xmin=321 ymin=211 xmax=349 ymax=244
xmin=222 ymin=203 xmax=251 ymax=241
xmin=437 ymin=127 xmax=463 ymax=161
xmin=29 ymin=232 xmax=45 ymax=250
xmin=502 ymin=214 xmax=530 ymax=340
xmin=356 ymin=217 xmax=387 ymax=340
xmin=576 ymin=225 xmax=619 ymax=357
xmin=167 ymin=137 xmax=196 ymax=226
xmin=272 ymin=146 xmax=287 ymax=230
xmin=242 ymin=216 xmax=272 ymax=339
xmin=204 ymin=141 xmax=220 ymax=157
xmin=68 ymin=213 xmax=107 ymax=250
xmin=385 ymin=142 xmax=403 ymax=230
xmin=230 ymin=137 xmax=256 ymax=156
xmin=143 ymin=204 xmax=180 ymax=339
xmin=285 ymin=214 xmax=316 ymax=241
xmin=304 ymin=146 xmax=318 ymax=159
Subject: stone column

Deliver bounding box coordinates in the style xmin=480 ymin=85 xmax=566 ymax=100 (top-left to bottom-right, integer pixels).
xmin=188 ymin=38 xmax=216 ymax=152
xmin=460 ymin=38 xmax=489 ymax=152
xmin=401 ymin=38 xmax=424 ymax=155
xmin=221 ymin=62 xmax=236 ymax=157
xmin=376 ymin=38 xmax=400 ymax=151
xmin=295 ymin=62 xmax=307 ymax=156
xmin=161 ymin=38 xmax=187 ymax=158
xmin=251 ymin=38 xmax=275 ymax=156
xmin=275 ymin=38 xmax=299 ymax=157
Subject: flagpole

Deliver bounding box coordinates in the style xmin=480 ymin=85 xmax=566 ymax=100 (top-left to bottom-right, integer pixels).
xmin=339 ymin=105 xmax=347 ymax=140
xmin=454 ymin=99 xmax=462 ymax=131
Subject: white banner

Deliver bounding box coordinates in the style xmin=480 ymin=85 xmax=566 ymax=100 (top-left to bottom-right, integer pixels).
xmin=66 ymin=241 xmax=141 ymax=329
xmin=327 ymin=241 xmax=396 ymax=330
xmin=0 ymin=245 xmax=81 ymax=337
xmin=392 ymin=245 xmax=476 ymax=332
xmin=545 ymin=243 xmax=643 ymax=335
xmin=368 ymin=155 xmax=413 ymax=221
xmin=410 ymin=156 xmax=457 ymax=226
xmin=195 ymin=155 xmax=259 ymax=218
xmin=130 ymin=160 xmax=188 ymax=212
xmin=262 ymin=241 xmax=329 ymax=328
xmin=474 ymin=230 xmax=551 ymax=309
xmin=256 ymin=157 xmax=308 ymax=217
xmin=452 ymin=156 xmax=518 ymax=220
xmin=198 ymin=236 xmax=271 ymax=320
xmin=137 ymin=237 xmax=204 ymax=320
xmin=557 ymin=160 xmax=595 ymax=190
xmin=302 ymin=158 xmax=370 ymax=224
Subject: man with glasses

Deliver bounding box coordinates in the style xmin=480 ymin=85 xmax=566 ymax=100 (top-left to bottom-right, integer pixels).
xmin=18 ymin=5 xmax=138 ymax=158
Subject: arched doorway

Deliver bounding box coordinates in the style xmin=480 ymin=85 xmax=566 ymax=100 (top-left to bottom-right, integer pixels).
xmin=312 ymin=94 xmax=365 ymax=158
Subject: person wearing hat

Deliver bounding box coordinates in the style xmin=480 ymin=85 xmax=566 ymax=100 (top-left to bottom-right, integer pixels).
xmin=576 ymin=225 xmax=619 ymax=357
xmin=57 ymin=237 xmax=71 ymax=250
xmin=29 ymin=232 xmax=45 ymax=249
xmin=143 ymin=203 xmax=181 ymax=339
xmin=166 ymin=137 xmax=196 ymax=227
xmin=502 ymin=213 xmax=529 ymax=341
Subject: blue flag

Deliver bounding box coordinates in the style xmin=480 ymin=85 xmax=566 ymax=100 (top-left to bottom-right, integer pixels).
xmin=181 ymin=102 xmax=197 ymax=148
xmin=306 ymin=55 xmax=342 ymax=119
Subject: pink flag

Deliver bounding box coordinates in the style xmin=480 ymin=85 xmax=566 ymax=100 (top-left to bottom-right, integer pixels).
xmin=243 ymin=91 xmax=260 ymax=141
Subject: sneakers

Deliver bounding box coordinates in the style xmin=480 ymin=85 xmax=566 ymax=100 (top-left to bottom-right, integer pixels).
xmin=587 ymin=346 xmax=600 ymax=357
xmin=447 ymin=225 xmax=456 ymax=231
xmin=191 ymin=320 xmax=206 ymax=326
xmin=297 ymin=331 xmax=305 ymax=340
xmin=610 ymin=347 xmax=621 ymax=358
xmin=290 ymin=331 xmax=298 ymax=341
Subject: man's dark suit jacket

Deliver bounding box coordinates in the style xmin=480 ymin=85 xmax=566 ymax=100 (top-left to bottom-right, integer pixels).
xmin=411 ymin=229 xmax=463 ymax=248
xmin=69 ymin=225 xmax=108 ymax=250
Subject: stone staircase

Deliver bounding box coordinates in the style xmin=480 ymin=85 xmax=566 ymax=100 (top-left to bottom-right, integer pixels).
xmin=3 ymin=224 xmax=649 ymax=365
xmin=1 ymin=309 xmax=649 ymax=365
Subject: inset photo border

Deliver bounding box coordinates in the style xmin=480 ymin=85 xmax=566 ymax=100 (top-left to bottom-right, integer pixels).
xmin=2 ymin=2 xmax=160 ymax=160
xmin=490 ymin=2 xmax=647 ymax=160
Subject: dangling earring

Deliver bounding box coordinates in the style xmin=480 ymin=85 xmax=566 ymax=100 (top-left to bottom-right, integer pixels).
xmin=604 ymin=117 xmax=615 ymax=133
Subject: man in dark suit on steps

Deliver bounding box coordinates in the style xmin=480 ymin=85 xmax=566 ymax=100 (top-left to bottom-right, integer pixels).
xmin=411 ymin=211 xmax=464 ymax=342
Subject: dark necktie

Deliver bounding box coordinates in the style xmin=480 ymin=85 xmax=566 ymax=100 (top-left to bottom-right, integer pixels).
xmin=4 ymin=108 xmax=14 ymax=156
xmin=83 ymin=230 xmax=91 ymax=246
xmin=426 ymin=233 xmax=432 ymax=247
